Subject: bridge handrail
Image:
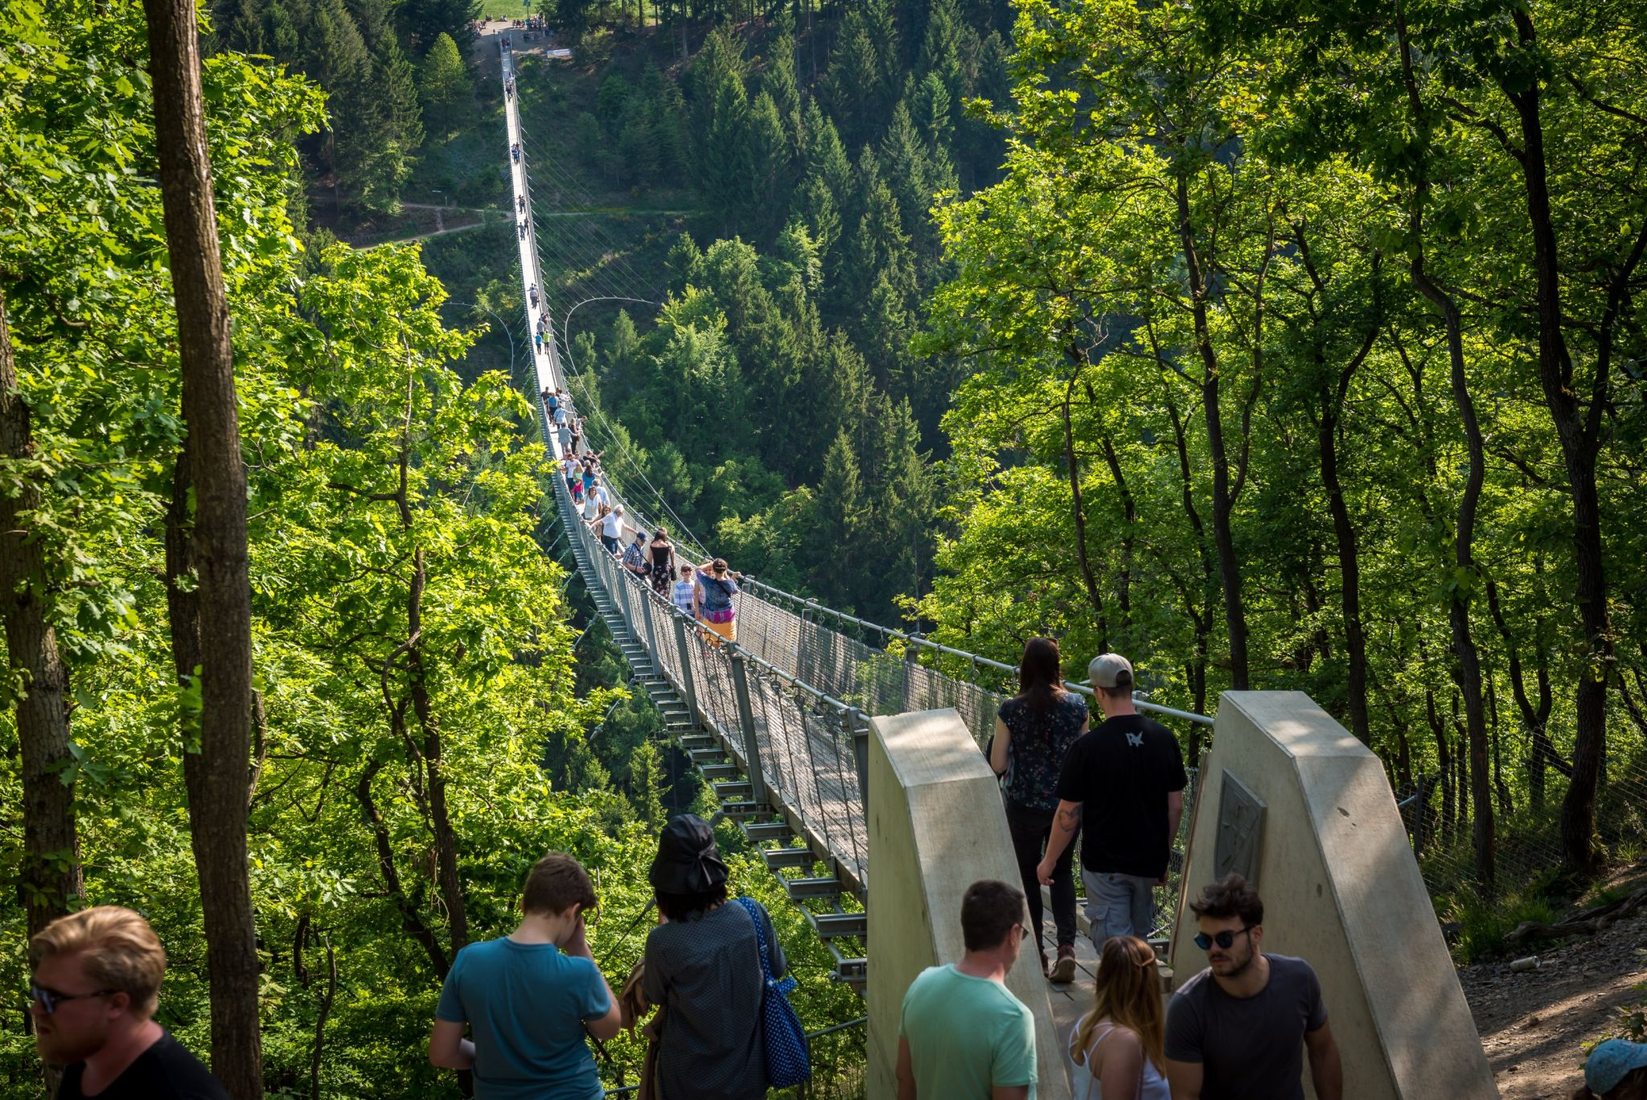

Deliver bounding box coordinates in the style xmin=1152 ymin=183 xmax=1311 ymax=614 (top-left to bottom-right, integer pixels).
xmin=738 ymin=575 xmax=1214 ymax=728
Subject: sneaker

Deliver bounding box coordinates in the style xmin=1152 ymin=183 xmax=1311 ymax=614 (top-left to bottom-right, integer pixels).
xmin=1050 ymin=944 xmax=1077 ymax=984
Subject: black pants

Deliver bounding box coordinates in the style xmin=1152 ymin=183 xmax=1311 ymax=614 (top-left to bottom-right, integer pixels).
xmin=1007 ymin=803 xmax=1078 ymax=949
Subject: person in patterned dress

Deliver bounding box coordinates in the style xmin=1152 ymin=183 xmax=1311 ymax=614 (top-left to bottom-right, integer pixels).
xmin=990 ymin=636 xmax=1088 ymax=982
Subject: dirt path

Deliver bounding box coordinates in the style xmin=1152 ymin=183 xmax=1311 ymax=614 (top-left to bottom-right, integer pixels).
xmin=1460 ymin=885 xmax=1647 ymax=1098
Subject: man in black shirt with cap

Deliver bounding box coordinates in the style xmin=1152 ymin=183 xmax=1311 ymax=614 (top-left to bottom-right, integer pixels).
xmin=1037 ymin=653 xmax=1187 ymax=945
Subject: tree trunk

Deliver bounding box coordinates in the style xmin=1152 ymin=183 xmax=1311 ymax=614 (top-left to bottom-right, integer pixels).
xmin=1058 ymin=354 xmax=1108 ymax=649
xmin=1421 ymin=274 xmax=1494 ymax=887
xmin=1425 ymin=688 xmax=1454 ymax=846
xmin=407 ymin=548 xmax=468 ymax=953
xmin=356 ymin=759 xmax=451 ymax=978
xmin=1503 ymin=11 xmax=1623 ymax=876
xmin=0 ymin=290 xmax=83 ymax=939
xmin=1296 ymin=227 xmax=1380 ymax=744
xmin=143 ymin=0 xmax=261 ymax=1092
xmin=1174 ymin=176 xmax=1249 ymax=688
xmin=1097 ymin=430 xmax=1135 ymax=640
xmin=1487 ymin=578 xmax=1561 ymax=810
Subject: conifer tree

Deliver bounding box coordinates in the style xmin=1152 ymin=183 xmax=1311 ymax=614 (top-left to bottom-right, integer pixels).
xmin=418 ymin=31 xmax=469 ymax=136
xmin=822 ymin=9 xmax=881 ymax=148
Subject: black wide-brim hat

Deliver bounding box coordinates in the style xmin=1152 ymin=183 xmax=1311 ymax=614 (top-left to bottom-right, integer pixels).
xmin=649 ymin=813 xmax=729 ymax=894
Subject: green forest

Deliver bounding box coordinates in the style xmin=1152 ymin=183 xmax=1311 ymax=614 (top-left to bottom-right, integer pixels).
xmin=2 ymin=0 xmax=1646 ymax=1093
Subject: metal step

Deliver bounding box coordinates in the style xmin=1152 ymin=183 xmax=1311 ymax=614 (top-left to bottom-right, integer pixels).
xmin=699 ymin=763 xmax=741 ymax=781
xmin=688 ymin=747 xmax=725 ymax=764
xmin=829 ymin=948 xmax=867 ymax=985
xmin=785 ymin=877 xmax=844 ymax=901
xmin=807 ymin=911 xmax=866 ymax=940
xmin=762 ymin=847 xmax=816 ymax=870
xmin=679 ymin=734 xmax=718 ymax=752
xmin=713 ymin=780 xmax=753 ymax=800
xmin=742 ymin=821 xmax=794 ymax=843
xmin=720 ymin=801 xmax=764 ymax=820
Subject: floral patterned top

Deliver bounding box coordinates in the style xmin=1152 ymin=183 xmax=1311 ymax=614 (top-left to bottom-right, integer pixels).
xmin=999 ymin=692 xmax=1089 ymax=814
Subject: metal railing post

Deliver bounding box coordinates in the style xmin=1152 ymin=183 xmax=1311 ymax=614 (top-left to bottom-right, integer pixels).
xmin=639 ymin=582 xmax=661 ymax=672
xmin=853 ymin=714 xmax=870 ymax=811
xmin=615 ymin=561 xmax=634 ymax=633
xmin=728 ymin=647 xmax=767 ymax=806
xmin=672 ymin=613 xmax=701 ymax=728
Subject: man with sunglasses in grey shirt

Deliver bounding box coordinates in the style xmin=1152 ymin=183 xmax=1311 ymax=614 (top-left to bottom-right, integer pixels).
xmin=1164 ymin=873 xmax=1343 ymax=1100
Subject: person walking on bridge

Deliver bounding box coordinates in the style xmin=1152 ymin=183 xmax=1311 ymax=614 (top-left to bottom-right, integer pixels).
xmin=1163 ymin=874 xmax=1342 ymax=1100
xmin=648 ymin=528 xmax=675 ymax=597
xmin=990 ymin=637 xmax=1087 ymax=983
xmin=896 ymin=879 xmax=1037 ymax=1099
xmin=696 ymin=558 xmax=740 ymax=644
xmin=623 ymin=530 xmax=649 ymax=580
xmin=641 ymin=814 xmax=786 ymax=1100
xmin=1065 ymin=935 xmax=1170 ymax=1100
xmin=671 ymin=563 xmax=700 ymax=619
xmin=1036 ymin=653 xmax=1185 ymax=946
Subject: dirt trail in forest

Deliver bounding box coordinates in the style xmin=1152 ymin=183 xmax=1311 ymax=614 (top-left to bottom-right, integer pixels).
xmin=1460 ymin=872 xmax=1647 ymax=1098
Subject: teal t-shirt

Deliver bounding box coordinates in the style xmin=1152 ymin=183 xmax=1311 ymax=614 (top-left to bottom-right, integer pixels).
xmin=435 ymin=937 xmax=609 ymax=1100
xmin=899 ymin=964 xmax=1037 ymax=1098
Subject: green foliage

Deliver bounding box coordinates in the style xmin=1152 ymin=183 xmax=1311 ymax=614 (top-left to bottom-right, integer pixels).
xmin=418 ymin=32 xmax=472 ymax=137
xmin=918 ymin=0 xmax=1647 ymax=900
xmin=1438 ymin=890 xmax=1559 ymax=965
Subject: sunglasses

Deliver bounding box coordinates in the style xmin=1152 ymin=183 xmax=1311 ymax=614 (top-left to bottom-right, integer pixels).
xmin=1193 ymin=926 xmax=1255 ymax=951
xmin=29 ymin=982 xmax=114 ymax=1015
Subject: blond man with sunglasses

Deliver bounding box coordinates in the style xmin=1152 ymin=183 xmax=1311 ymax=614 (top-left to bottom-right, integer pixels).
xmin=1164 ymin=874 xmax=1342 ymax=1100
xmin=29 ymin=906 xmax=227 ymax=1098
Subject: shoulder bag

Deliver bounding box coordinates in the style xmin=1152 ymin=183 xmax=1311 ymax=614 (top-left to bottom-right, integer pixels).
xmin=733 ymin=896 xmax=811 ymax=1087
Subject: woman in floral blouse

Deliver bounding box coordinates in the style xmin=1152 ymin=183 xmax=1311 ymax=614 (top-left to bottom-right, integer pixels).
xmin=990 ymin=636 xmax=1088 ymax=982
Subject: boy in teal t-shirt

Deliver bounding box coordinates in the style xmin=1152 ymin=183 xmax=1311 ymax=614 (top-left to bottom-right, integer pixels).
xmin=897 ymin=879 xmax=1037 ymax=1099
xmin=429 ymin=853 xmax=622 ymax=1099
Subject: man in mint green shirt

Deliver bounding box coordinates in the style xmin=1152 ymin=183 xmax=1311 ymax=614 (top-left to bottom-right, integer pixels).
xmin=896 ymin=879 xmax=1036 ymax=1100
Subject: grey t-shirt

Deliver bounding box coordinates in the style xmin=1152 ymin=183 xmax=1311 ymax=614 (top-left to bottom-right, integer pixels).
xmin=1164 ymin=953 xmax=1327 ymax=1100
xmin=643 ymin=899 xmax=786 ymax=1100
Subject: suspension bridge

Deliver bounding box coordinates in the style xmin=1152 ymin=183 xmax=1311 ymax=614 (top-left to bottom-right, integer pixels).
xmin=497 ymin=42 xmax=1216 ymax=996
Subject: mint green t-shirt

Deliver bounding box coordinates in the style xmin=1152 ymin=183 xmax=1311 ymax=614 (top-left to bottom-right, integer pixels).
xmin=899 ymin=964 xmax=1037 ymax=1098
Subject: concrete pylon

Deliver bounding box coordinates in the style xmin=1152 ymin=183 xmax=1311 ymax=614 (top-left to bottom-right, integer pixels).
xmin=1168 ymin=691 xmax=1498 ymax=1099
xmin=866 ymin=708 xmax=1069 ymax=1100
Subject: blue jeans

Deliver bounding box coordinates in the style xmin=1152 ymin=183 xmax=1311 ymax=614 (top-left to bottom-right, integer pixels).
xmin=1082 ymin=869 xmax=1157 ymax=945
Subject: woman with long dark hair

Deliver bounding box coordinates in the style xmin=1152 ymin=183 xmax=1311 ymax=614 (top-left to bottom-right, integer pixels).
xmin=990 ymin=636 xmax=1087 ymax=981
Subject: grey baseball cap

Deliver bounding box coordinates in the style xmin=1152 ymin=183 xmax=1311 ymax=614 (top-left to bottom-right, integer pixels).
xmin=1088 ymin=653 xmax=1134 ymax=690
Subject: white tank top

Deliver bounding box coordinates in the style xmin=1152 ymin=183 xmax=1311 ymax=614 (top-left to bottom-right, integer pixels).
xmin=1064 ymin=1019 xmax=1172 ymax=1100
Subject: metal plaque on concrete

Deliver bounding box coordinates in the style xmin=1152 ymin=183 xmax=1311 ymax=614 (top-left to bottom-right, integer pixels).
xmin=1214 ymin=771 xmax=1266 ymax=889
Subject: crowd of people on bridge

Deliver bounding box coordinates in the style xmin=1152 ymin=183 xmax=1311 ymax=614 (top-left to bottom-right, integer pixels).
xmin=544 ymin=385 xmax=745 ymax=645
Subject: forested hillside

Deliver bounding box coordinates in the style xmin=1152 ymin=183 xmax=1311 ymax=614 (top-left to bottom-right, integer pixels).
xmin=519 ymin=0 xmax=1013 ymax=625
xmin=0 ymin=2 xmax=858 ymax=1094
xmin=913 ymin=0 xmax=1647 ymax=918
xmin=3 ymin=0 xmax=1645 ymax=1091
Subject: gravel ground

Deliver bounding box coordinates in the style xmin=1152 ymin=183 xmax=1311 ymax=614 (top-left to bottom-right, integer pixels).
xmin=1460 ymin=893 xmax=1647 ymax=1099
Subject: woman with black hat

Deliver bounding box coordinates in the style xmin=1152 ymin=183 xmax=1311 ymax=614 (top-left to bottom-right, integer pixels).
xmin=641 ymin=814 xmax=786 ymax=1100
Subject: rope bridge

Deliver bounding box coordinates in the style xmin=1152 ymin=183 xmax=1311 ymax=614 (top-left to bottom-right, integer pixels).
xmin=498 ymin=42 xmax=1213 ymax=990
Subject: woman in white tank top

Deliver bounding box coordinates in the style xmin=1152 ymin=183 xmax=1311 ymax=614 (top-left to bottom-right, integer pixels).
xmin=1064 ymin=936 xmax=1172 ymax=1100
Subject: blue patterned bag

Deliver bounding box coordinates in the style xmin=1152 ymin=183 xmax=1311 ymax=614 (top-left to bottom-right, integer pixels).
xmin=734 ymin=896 xmax=811 ymax=1087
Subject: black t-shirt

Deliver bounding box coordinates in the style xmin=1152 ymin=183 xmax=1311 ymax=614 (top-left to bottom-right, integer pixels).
xmin=1164 ymin=954 xmax=1328 ymax=1100
xmin=1053 ymin=713 xmax=1188 ymax=877
xmin=60 ymin=1031 xmax=229 ymax=1100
